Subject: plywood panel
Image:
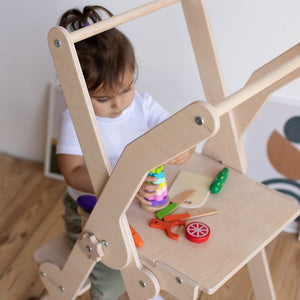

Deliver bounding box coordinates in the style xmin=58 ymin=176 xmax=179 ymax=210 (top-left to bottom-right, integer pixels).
xmin=127 ymin=153 xmax=300 ymax=294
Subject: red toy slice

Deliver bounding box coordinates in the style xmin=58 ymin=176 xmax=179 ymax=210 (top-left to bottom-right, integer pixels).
xmin=185 ymin=222 xmax=210 ymax=243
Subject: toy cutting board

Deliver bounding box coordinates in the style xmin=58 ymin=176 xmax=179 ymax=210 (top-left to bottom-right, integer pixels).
xmin=168 ymin=170 xmax=212 ymax=209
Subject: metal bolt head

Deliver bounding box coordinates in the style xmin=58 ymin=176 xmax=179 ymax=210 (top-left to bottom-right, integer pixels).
xmin=139 ymin=281 xmax=147 ymax=288
xmin=54 ymin=39 xmax=61 ymax=47
xmin=195 ymin=116 xmax=203 ymax=125
xmin=40 ymin=271 xmax=46 ymax=277
xmin=102 ymin=240 xmax=109 ymax=247
xmin=59 ymin=286 xmax=65 ymax=292
xmin=176 ymin=277 xmax=183 ymax=284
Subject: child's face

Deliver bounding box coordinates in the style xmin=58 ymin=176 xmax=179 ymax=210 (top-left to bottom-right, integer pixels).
xmin=89 ymin=71 xmax=135 ymax=118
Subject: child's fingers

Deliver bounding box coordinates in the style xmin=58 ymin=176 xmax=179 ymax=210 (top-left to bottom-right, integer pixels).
xmin=143 ymin=182 xmax=159 ymax=191
xmin=145 ymin=175 xmax=157 ymax=182
xmin=138 ymin=189 xmax=156 ymax=199
xmin=166 ymin=147 xmax=195 ymax=165
xmin=167 ymin=154 xmax=188 ymax=165
xmin=142 ymin=177 xmax=159 ymax=190
xmin=173 ymin=157 xmax=188 ymax=165
xmin=135 ymin=194 xmax=152 ymax=206
xmin=135 ymin=175 xmax=162 ymax=206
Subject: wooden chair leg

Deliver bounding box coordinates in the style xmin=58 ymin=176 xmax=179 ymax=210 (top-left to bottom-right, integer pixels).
xmin=247 ymin=248 xmax=276 ymax=300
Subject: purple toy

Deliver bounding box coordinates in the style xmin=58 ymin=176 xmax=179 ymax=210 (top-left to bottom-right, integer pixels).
xmin=77 ymin=195 xmax=97 ymax=213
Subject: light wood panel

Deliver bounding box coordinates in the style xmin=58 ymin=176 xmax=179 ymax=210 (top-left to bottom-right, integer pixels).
xmin=48 ymin=26 xmax=112 ymax=199
xmin=214 ymin=47 xmax=300 ymax=117
xmin=181 ymin=0 xmax=247 ymax=173
xmin=126 ymin=153 xmax=300 ymax=296
xmin=233 ymin=43 xmax=300 ymax=137
xmin=47 ymin=101 xmax=217 ymax=300
xmin=0 ymin=154 xmax=299 ymax=300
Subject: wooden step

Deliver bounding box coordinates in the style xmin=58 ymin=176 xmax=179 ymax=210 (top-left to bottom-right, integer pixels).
xmin=34 ymin=234 xmax=91 ymax=296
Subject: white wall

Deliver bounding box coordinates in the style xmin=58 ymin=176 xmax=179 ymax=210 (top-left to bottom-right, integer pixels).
xmin=1 ymin=0 xmax=300 ymax=162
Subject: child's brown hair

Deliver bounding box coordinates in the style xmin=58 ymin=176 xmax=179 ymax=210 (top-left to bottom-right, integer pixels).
xmin=59 ymin=5 xmax=136 ymax=92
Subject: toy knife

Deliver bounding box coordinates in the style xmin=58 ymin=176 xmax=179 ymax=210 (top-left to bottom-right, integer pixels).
xmin=156 ymin=189 xmax=196 ymax=219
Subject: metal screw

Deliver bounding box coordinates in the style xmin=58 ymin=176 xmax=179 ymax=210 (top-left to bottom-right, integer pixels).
xmin=195 ymin=116 xmax=204 ymax=125
xmin=139 ymin=281 xmax=146 ymax=288
xmin=102 ymin=240 xmax=109 ymax=247
xmin=40 ymin=271 xmax=46 ymax=277
xmin=54 ymin=39 xmax=61 ymax=47
xmin=59 ymin=286 xmax=65 ymax=292
xmin=176 ymin=277 xmax=183 ymax=284
xmin=86 ymin=245 xmax=92 ymax=252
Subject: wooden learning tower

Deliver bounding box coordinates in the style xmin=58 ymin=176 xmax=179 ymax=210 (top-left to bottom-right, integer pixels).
xmin=34 ymin=0 xmax=300 ymax=299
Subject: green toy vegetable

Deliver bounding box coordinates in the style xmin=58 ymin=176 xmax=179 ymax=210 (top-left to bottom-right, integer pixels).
xmin=209 ymin=167 xmax=229 ymax=194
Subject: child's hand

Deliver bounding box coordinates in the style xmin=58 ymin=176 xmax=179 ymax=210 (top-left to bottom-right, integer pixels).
xmin=166 ymin=147 xmax=196 ymax=165
xmin=135 ymin=175 xmax=159 ymax=206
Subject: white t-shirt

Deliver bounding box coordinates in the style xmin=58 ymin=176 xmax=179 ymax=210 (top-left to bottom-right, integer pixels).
xmin=57 ymin=91 xmax=170 ymax=200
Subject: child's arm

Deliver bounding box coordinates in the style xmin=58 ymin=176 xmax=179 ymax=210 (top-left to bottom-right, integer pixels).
xmin=58 ymin=146 xmax=195 ymax=204
xmin=59 ymin=153 xmax=158 ymax=206
xmin=57 ymin=154 xmax=94 ymax=194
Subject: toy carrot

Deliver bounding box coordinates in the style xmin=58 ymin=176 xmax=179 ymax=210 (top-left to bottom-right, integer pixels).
xmin=209 ymin=167 xmax=229 ymax=194
xmin=129 ymin=225 xmax=144 ymax=247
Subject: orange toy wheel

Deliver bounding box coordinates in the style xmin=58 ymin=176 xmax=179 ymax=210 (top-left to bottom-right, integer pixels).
xmin=185 ymin=222 xmax=210 ymax=243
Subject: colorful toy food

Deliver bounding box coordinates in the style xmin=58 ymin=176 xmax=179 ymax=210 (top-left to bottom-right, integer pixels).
xmin=209 ymin=167 xmax=229 ymax=194
xmin=185 ymin=222 xmax=210 ymax=243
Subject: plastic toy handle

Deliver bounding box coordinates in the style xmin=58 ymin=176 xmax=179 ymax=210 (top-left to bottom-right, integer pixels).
xmin=149 ymin=218 xmax=185 ymax=240
xmin=129 ymin=225 xmax=144 ymax=247
xmin=156 ymin=202 xmax=178 ymax=219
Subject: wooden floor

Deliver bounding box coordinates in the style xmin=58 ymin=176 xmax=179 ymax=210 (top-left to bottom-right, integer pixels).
xmin=0 ymin=153 xmax=299 ymax=300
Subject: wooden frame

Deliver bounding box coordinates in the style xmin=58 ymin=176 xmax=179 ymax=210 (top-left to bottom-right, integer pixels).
xmin=34 ymin=1 xmax=300 ymax=299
